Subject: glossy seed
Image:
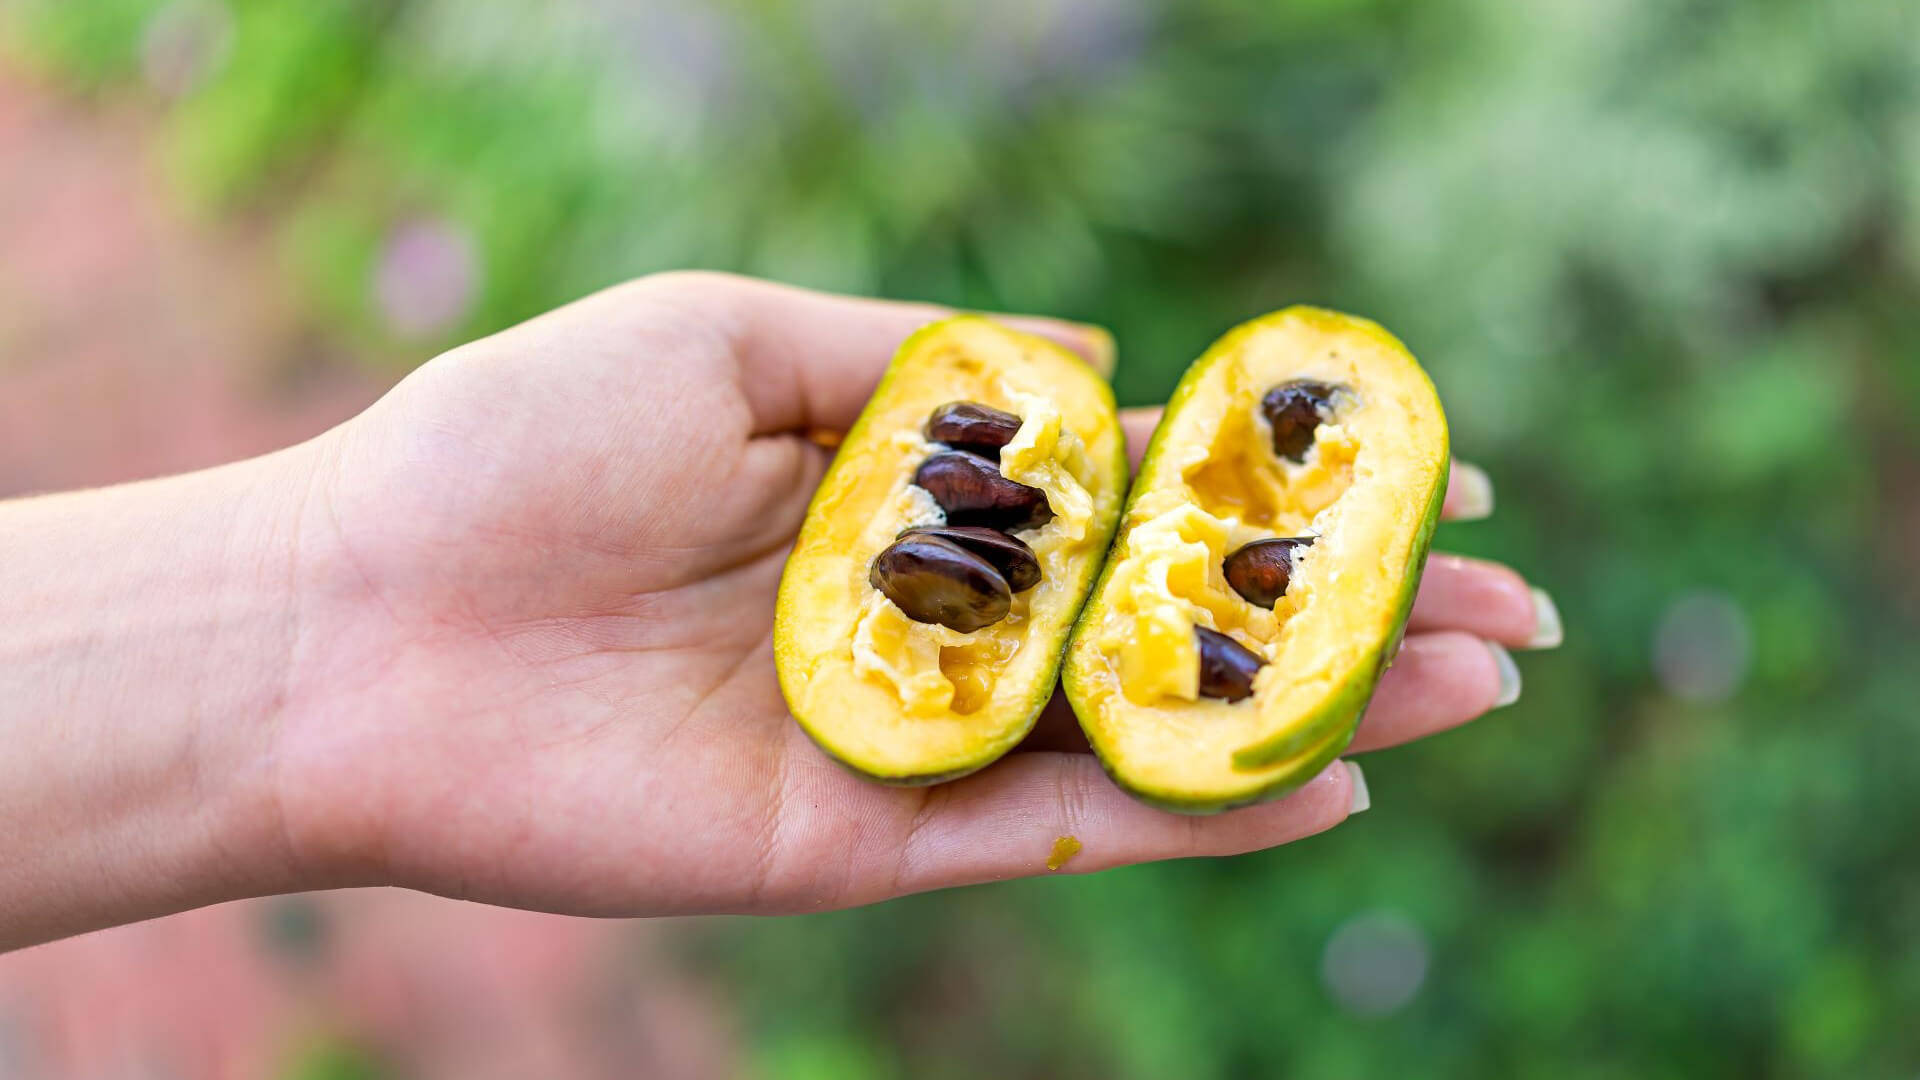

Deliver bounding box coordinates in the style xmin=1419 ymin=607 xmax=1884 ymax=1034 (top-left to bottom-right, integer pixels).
xmin=925 ymin=401 xmax=1023 ymax=457
xmin=1195 ymin=626 xmax=1265 ymax=702
xmin=1260 ymin=380 xmax=1338 ymax=462
xmin=914 ymin=450 xmax=1054 ymax=532
xmin=1223 ymin=536 xmax=1314 ymax=608
xmin=898 ymin=525 xmax=1041 ymax=592
xmin=870 ymin=535 xmax=1012 ymax=633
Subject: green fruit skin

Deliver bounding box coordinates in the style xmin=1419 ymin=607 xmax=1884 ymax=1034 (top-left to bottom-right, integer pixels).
xmin=1064 ymin=305 xmax=1448 ymax=812
xmin=1102 ymin=723 xmax=1361 ymax=816
xmin=1228 ymin=465 xmax=1446 ymax=771
xmin=774 ymin=316 xmax=1127 ymax=786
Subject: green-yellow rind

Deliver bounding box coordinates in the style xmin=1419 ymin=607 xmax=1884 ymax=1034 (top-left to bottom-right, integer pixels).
xmin=1098 ymin=718 xmax=1359 ymax=816
xmin=1226 ymin=467 xmax=1445 ymax=770
xmin=774 ymin=316 xmax=1127 ymax=785
xmin=1064 ymin=305 xmax=1448 ymax=812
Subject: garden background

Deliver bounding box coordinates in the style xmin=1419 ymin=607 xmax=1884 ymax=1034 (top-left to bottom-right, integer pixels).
xmin=2 ymin=1 xmax=1918 ymax=1077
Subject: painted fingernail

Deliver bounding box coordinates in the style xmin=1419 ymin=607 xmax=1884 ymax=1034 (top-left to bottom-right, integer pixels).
xmin=1073 ymin=322 xmax=1117 ymax=378
xmin=1451 ymin=461 xmax=1495 ymax=521
xmin=1342 ymin=760 xmax=1371 ymax=815
xmin=1526 ymin=587 xmax=1563 ymax=650
xmin=1489 ymin=642 xmax=1522 ymax=707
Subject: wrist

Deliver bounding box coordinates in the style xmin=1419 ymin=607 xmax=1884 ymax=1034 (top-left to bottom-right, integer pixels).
xmin=0 ymin=443 xmax=324 ymax=947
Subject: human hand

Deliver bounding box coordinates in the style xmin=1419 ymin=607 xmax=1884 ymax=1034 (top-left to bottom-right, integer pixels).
xmin=270 ymin=272 xmax=1557 ymax=916
xmin=0 ymin=273 xmax=1560 ymax=947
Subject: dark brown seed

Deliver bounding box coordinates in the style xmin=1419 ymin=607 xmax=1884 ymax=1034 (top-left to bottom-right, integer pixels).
xmin=898 ymin=525 xmax=1041 ymax=592
xmin=1260 ymin=380 xmax=1338 ymax=462
xmin=870 ymin=535 xmax=1012 ymax=633
xmin=913 ymin=450 xmax=1054 ymax=532
xmin=925 ymin=401 xmax=1023 ymax=457
xmin=1195 ymin=626 xmax=1265 ymax=702
xmin=1223 ymin=536 xmax=1314 ymax=609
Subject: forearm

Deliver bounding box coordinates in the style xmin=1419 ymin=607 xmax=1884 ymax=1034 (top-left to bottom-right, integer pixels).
xmin=0 ymin=449 xmax=315 ymax=949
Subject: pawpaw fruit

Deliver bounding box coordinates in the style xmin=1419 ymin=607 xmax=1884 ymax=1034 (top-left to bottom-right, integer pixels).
xmin=1063 ymin=307 xmax=1448 ymax=813
xmin=775 ymin=317 xmax=1127 ymax=784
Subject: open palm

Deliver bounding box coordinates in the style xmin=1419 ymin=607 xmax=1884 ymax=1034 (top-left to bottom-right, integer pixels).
xmin=269 ymin=273 xmax=1551 ymax=917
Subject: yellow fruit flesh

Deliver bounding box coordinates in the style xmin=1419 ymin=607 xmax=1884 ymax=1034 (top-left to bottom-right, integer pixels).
xmin=776 ymin=318 xmax=1124 ymax=781
xmin=1068 ymin=308 xmax=1447 ymax=808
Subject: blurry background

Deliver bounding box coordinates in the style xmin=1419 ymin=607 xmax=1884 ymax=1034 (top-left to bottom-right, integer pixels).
xmin=2 ymin=0 xmax=1919 ymax=1076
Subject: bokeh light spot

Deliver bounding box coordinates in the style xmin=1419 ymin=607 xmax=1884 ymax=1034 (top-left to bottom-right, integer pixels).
xmin=1320 ymin=910 xmax=1430 ymax=1018
xmin=1652 ymin=590 xmax=1753 ymax=704
xmin=373 ymin=217 xmax=479 ymax=340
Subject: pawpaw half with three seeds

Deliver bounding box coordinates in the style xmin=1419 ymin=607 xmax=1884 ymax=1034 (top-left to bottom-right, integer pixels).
xmin=1063 ymin=307 xmax=1448 ymax=813
xmin=775 ymin=317 xmax=1127 ymax=784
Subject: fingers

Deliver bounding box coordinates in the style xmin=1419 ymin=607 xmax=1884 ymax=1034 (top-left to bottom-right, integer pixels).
xmin=1075 ymin=325 xmax=1118 ymax=379
xmin=1016 ymin=690 xmax=1094 ymax=754
xmin=828 ymin=628 xmax=1513 ymax=904
xmin=1346 ymin=632 xmax=1518 ymax=753
xmin=1410 ymin=554 xmax=1561 ymax=648
xmin=879 ymin=753 xmax=1360 ymax=898
xmin=1441 ymin=460 xmax=1494 ymax=521
xmin=1120 ymin=406 xmax=1160 ymax=471
xmin=628 ymin=272 xmax=1113 ymax=435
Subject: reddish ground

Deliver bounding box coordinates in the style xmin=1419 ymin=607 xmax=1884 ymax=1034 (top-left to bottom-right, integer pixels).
xmin=0 ymin=68 xmax=386 ymax=496
xmin=0 ymin=66 xmax=738 ymax=1080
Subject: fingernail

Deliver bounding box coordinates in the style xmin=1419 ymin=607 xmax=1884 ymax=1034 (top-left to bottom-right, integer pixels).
xmin=1451 ymin=461 xmax=1495 ymax=521
xmin=1342 ymin=760 xmax=1371 ymax=815
xmin=1489 ymin=642 xmax=1522 ymax=707
xmin=1526 ymin=587 xmax=1563 ymax=650
xmin=1073 ymin=322 xmax=1117 ymax=379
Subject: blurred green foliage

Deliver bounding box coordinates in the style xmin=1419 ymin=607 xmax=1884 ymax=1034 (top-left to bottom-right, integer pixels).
xmin=9 ymin=0 xmax=1920 ymax=1075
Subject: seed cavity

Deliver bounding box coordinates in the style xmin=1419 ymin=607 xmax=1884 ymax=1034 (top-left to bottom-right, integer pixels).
xmin=925 ymin=401 xmax=1023 ymax=457
xmin=868 ymin=403 xmax=1056 ymax=640
xmin=1261 ymin=380 xmax=1338 ymax=462
xmin=898 ymin=525 xmax=1041 ymax=593
xmin=914 ymin=449 xmax=1054 ymax=532
xmin=870 ymin=534 xmax=1012 ymax=633
xmin=1195 ymin=626 xmax=1264 ymax=702
xmin=1223 ymin=536 xmax=1314 ymax=609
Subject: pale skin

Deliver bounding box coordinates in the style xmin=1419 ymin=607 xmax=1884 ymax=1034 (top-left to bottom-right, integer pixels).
xmin=0 ymin=272 xmax=1557 ymax=952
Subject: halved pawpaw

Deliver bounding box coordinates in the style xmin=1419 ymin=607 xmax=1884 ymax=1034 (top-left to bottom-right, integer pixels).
xmin=775 ymin=317 xmax=1127 ymax=784
xmin=1063 ymin=307 xmax=1448 ymax=813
